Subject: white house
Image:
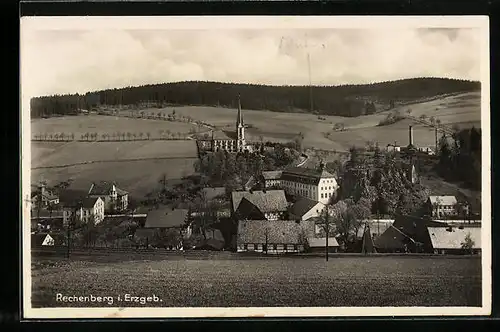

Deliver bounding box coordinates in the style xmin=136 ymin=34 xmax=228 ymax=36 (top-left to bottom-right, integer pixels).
xmin=386 ymin=144 xmax=401 ymax=152
xmin=63 ymin=197 xmax=105 ymax=225
xmin=427 ymin=195 xmax=458 ymax=218
xmin=88 ymin=181 xmax=128 ymax=212
xmin=289 ymin=197 xmax=325 ymax=221
xmin=281 ymin=166 xmax=339 ymax=204
xmin=31 ymin=183 xmax=59 ymax=208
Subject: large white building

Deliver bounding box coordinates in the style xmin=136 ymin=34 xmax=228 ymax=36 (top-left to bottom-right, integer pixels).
xmin=252 ymin=166 xmax=339 ymax=205
xmin=281 ymin=167 xmax=339 ymax=204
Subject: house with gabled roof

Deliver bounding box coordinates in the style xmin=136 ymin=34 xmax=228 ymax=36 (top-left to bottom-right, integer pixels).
xmin=62 ymin=196 xmax=105 ymax=225
xmin=31 ymin=183 xmax=59 ymax=208
xmin=88 ymin=181 xmax=129 ymax=212
xmin=236 ymin=219 xmax=307 ymax=254
xmin=427 ymin=226 xmax=481 ymax=255
xmin=289 ymin=197 xmax=325 ymax=221
xmin=231 ymin=190 xmax=288 ymax=221
xmin=427 ymin=195 xmax=459 ymax=218
xmin=31 ymin=232 xmax=66 ymax=248
xmin=135 ymin=206 xmax=191 ymax=249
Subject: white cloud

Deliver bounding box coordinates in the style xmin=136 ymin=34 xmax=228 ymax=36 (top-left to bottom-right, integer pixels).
xmin=21 ymin=27 xmax=482 ymax=99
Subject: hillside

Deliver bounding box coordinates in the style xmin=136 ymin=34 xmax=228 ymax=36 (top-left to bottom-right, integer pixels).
xmin=30 ymin=78 xmax=480 ymax=118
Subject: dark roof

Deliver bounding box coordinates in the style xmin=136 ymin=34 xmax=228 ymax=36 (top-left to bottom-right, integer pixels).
xmin=237 ymin=220 xmax=303 ymax=245
xmin=373 ymin=225 xmax=414 ymax=250
xmin=88 ymin=181 xmax=128 ymax=196
xmin=289 ymin=198 xmax=321 ymax=219
xmin=281 ymin=167 xmax=335 ymax=185
xmin=144 ymin=206 xmax=189 ymax=228
xmin=234 ymin=198 xmax=267 ymax=220
xmin=81 ymin=197 xmax=101 ymax=209
xmin=201 ymin=187 xmax=227 ymax=201
xmin=195 ymin=238 xmax=225 ymax=250
xmin=231 ymin=190 xmax=288 ymax=213
xmin=134 ymin=228 xmax=155 ymax=240
xmin=212 ymin=130 xmax=237 ymax=140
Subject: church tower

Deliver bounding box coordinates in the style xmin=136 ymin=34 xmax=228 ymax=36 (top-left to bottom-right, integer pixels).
xmin=236 ymin=94 xmax=245 ymax=151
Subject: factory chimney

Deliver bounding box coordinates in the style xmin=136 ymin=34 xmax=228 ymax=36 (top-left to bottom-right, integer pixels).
xmin=435 ymin=127 xmax=438 ymax=152
xmin=408 ymin=125 xmax=414 ymax=146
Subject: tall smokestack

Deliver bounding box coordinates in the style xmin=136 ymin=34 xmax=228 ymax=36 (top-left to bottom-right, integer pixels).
xmin=435 ymin=127 xmax=438 ymax=151
xmin=408 ymin=125 xmax=413 ymax=146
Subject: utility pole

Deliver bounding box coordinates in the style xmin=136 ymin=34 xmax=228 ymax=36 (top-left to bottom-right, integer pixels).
xmin=325 ymin=205 xmax=329 ymax=262
xmin=307 ymin=52 xmax=313 ymax=113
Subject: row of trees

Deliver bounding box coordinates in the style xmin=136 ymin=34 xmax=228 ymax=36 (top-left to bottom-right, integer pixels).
xmin=30 ymin=78 xmax=480 ymax=118
xmin=33 ymin=130 xmax=195 ymax=142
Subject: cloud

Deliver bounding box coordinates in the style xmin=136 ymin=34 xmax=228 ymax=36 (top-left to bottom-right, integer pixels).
xmin=21 ymin=27 xmax=482 ymax=99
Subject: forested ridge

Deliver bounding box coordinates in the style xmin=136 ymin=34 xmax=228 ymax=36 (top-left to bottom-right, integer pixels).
xmin=30 ymin=78 xmax=480 ymax=118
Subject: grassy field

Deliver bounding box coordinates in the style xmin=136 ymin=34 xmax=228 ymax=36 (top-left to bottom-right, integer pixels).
xmin=31 ymin=157 xmax=196 ymax=200
xmin=31 ymin=115 xmax=200 ymax=139
xmin=31 ymin=255 xmax=481 ymax=308
xmin=31 ymin=140 xmax=197 ymax=168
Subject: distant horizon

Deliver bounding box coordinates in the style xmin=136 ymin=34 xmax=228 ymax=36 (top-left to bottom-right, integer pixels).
xmin=31 ymin=76 xmax=481 ymax=99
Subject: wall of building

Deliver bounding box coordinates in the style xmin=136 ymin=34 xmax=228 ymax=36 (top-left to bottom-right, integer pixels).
xmin=237 ymin=243 xmax=305 ymax=253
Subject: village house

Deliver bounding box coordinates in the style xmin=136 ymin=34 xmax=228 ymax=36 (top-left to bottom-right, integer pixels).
xmin=134 ymin=207 xmax=191 ymax=249
xmin=31 ymin=232 xmax=66 ymax=248
xmin=427 ymin=195 xmax=460 ymax=218
xmin=62 ymin=197 xmax=105 ymax=225
xmin=236 ymin=219 xmax=306 ymax=254
xmin=289 ymin=197 xmax=325 ymax=221
xmin=231 ymin=190 xmax=288 ymax=221
xmin=88 ymin=181 xmax=129 ymax=212
xmin=386 ymin=143 xmax=401 ymax=152
xmin=31 ymin=183 xmax=59 ymax=208
xmin=427 ymin=226 xmax=481 ymax=255
xmin=300 ymin=218 xmax=340 ymax=253
xmin=261 ymin=170 xmax=283 ymax=188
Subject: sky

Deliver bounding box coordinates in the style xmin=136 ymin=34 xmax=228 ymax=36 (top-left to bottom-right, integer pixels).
xmin=21 ymin=27 xmax=482 ymax=99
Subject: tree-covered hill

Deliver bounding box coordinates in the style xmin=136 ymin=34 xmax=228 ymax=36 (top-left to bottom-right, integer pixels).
xmin=30 ymin=78 xmax=480 ymax=118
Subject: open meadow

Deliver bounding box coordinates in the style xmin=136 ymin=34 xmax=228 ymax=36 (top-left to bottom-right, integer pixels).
xmin=31 ymin=115 xmax=200 ymax=139
xmin=118 ymin=91 xmax=480 ymax=151
xmin=31 ymin=140 xmax=198 ymax=199
xmin=31 ymin=254 xmax=482 ymax=307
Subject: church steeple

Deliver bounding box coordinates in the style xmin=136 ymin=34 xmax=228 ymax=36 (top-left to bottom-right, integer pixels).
xmin=236 ymin=93 xmax=243 ymax=127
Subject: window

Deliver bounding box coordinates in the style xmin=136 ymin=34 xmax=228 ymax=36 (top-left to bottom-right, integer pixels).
xmin=321 ymin=193 xmax=324 ymax=198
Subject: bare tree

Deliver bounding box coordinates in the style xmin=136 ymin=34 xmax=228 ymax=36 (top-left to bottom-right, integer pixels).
xmin=146 ymin=132 xmax=151 ymax=140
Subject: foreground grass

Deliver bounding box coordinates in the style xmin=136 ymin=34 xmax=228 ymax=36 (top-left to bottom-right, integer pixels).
xmin=31 ymin=255 xmax=481 ymax=308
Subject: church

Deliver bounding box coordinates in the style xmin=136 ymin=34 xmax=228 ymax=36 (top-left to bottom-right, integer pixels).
xmin=198 ymin=94 xmax=249 ymax=153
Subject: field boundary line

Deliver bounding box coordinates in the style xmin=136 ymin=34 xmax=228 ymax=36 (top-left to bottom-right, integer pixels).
xmin=32 ymin=156 xmax=199 ymax=170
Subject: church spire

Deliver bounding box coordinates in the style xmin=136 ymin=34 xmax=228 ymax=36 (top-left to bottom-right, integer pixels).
xmin=236 ymin=93 xmax=243 ymax=126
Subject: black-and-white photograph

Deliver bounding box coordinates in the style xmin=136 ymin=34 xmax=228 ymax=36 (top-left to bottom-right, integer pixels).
xmin=21 ymin=16 xmax=490 ymax=318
